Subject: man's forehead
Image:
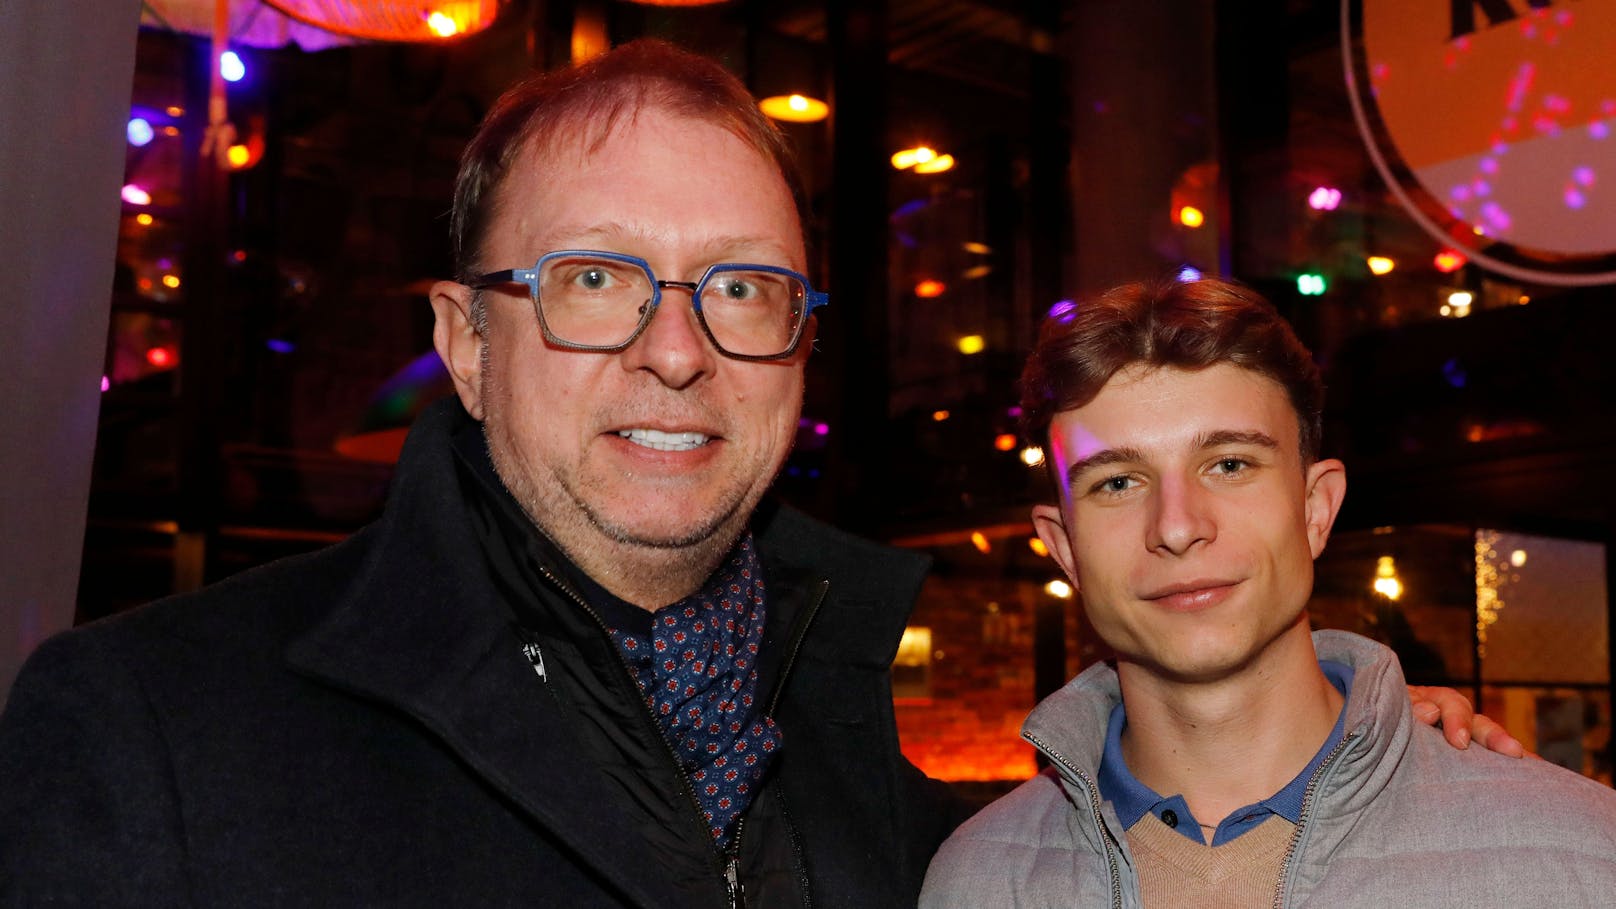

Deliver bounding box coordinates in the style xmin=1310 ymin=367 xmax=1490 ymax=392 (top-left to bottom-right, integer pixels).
xmin=1048 ymin=363 xmax=1298 ymax=464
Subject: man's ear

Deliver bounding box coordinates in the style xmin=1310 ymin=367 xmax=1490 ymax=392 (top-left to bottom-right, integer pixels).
xmin=1303 ymin=458 xmax=1347 ymax=559
xmin=1031 ymin=503 xmax=1080 ymax=593
xmin=430 ymin=280 xmax=486 ymax=421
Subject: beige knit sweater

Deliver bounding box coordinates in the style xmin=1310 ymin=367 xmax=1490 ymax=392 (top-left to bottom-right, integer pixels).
xmin=1125 ymin=812 xmax=1294 ymax=908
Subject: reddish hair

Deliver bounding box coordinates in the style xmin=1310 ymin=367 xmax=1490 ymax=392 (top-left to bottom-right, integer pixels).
xmin=1020 ymin=277 xmax=1324 ymax=462
xmin=450 ymin=39 xmax=808 ymax=280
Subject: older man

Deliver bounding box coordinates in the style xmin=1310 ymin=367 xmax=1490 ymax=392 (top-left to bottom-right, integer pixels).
xmin=1 ymin=41 xmax=1506 ymax=909
xmin=921 ymin=278 xmax=1616 ymax=908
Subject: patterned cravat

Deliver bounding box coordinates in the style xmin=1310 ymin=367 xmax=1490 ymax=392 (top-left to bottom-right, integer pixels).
xmin=608 ymin=534 xmax=782 ymax=847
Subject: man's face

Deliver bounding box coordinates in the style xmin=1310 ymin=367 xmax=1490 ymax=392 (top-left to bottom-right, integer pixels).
xmin=1031 ymin=363 xmax=1345 ymax=684
xmin=432 ymin=107 xmax=810 ymax=589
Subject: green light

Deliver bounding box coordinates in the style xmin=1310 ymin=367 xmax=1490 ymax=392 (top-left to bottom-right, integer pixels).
xmin=1297 ymin=273 xmax=1327 ymax=296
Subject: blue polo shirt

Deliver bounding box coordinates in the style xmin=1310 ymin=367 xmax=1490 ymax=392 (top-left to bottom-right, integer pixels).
xmin=1097 ymin=660 xmax=1354 ymax=846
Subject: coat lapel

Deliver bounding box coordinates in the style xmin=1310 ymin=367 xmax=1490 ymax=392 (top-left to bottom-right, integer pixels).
xmin=283 ymin=401 xmax=695 ymax=909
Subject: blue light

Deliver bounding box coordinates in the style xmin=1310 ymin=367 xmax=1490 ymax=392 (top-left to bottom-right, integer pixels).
xmin=220 ymin=51 xmax=246 ymax=83
xmin=1047 ymin=299 xmax=1077 ymax=323
xmin=266 ymin=339 xmax=295 ymax=354
xmin=1177 ymin=266 xmax=1203 ymax=283
xmin=127 ymin=117 xmax=154 ymax=147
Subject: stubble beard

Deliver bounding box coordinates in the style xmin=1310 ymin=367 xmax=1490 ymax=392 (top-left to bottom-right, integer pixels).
xmin=479 ymin=383 xmax=772 ymax=603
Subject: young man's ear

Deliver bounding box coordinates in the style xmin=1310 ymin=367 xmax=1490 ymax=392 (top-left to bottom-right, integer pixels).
xmin=1303 ymin=458 xmax=1348 ymax=559
xmin=430 ymin=280 xmax=486 ymax=421
xmin=1031 ymin=503 xmax=1080 ymax=593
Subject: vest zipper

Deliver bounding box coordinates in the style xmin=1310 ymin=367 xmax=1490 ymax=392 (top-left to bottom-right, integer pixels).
xmin=1271 ymin=732 xmax=1356 ymax=909
xmin=533 ymin=565 xmax=738 ymax=905
xmin=1024 ymin=732 xmax=1124 ymax=909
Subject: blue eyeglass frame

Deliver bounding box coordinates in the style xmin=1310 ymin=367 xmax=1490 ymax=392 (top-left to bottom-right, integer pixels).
xmin=467 ymin=249 xmax=829 ymax=362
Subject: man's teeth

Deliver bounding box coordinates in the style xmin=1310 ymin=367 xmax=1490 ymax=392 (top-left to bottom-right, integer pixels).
xmin=618 ymin=428 xmax=710 ymax=451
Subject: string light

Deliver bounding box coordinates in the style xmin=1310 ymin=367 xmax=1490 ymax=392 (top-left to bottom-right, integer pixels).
xmin=970 ymin=531 xmax=991 ymax=554
xmin=957 ymin=335 xmax=985 ymax=355
xmin=1177 ymin=205 xmax=1205 ymax=228
xmin=1044 ymin=579 xmax=1073 ymax=599
xmin=1366 ymin=256 xmax=1395 ymax=275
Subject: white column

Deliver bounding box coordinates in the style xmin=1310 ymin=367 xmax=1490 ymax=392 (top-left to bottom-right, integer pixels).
xmin=0 ymin=0 xmax=143 ymax=703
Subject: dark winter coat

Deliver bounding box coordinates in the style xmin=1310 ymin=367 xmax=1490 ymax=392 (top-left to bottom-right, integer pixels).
xmin=0 ymin=399 xmax=968 ymax=907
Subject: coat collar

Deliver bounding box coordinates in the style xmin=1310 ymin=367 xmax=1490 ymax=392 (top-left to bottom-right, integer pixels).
xmin=284 ymin=399 xmax=700 ymax=909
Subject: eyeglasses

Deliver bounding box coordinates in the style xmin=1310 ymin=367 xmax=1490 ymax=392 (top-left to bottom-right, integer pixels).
xmin=467 ymin=250 xmax=829 ymax=361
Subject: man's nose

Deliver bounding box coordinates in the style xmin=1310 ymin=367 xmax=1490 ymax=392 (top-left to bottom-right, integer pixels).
xmin=1145 ymin=475 xmax=1216 ymax=556
xmin=618 ymin=283 xmax=717 ymax=388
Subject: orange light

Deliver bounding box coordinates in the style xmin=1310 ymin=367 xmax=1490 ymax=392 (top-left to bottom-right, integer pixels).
xmin=970 ymin=531 xmax=991 ymax=554
xmin=1366 ymin=256 xmax=1395 ymax=275
xmin=914 ymin=279 xmax=946 ymax=298
xmin=1177 ymin=205 xmax=1205 ymax=228
xmin=913 ymin=154 xmax=955 ymax=174
xmin=932 ymin=410 xmax=951 ymax=422
xmin=994 ymin=433 xmax=1018 ymax=452
xmin=226 ymin=144 xmax=252 ymax=169
xmin=135 ymin=213 xmax=154 ymax=226
xmin=759 ymin=94 xmax=829 ymax=123
xmin=426 ymin=11 xmax=459 ymax=37
xmin=145 ymin=347 xmax=175 ymax=368
xmin=1433 ymin=249 xmax=1467 ymax=273
xmin=161 ymin=274 xmax=181 ymax=289
xmin=162 ymin=125 xmax=180 ymax=137
xmin=165 ymin=106 xmax=184 ymax=117
xmin=891 ymin=146 xmax=937 ymax=170
xmin=1028 ymin=538 xmax=1049 ymax=557
xmin=957 ymin=335 xmax=985 ymax=355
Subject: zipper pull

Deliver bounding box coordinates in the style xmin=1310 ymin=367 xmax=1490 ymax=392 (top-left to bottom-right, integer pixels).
xmin=724 ymin=856 xmax=743 ymax=909
xmin=521 ymin=640 xmax=547 ymax=682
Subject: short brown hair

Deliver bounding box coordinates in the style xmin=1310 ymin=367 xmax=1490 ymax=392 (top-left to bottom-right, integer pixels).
xmin=450 ymin=39 xmax=808 ymax=280
xmin=1019 ymin=277 xmax=1324 ymax=462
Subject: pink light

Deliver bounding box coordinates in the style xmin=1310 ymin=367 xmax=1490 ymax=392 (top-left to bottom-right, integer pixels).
xmin=813 ymin=423 xmax=829 ymax=436
xmin=1307 ymin=186 xmax=1342 ymax=211
xmin=100 ymin=375 xmax=110 ymax=392
xmin=121 ymin=184 xmax=151 ymax=206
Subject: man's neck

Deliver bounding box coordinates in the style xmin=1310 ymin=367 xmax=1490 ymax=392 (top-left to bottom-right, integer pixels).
xmin=1116 ymin=622 xmax=1343 ymax=829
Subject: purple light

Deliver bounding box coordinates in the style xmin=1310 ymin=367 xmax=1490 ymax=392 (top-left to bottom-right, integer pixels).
xmin=1177 ymin=266 xmax=1203 ymax=283
xmin=1047 ymin=299 xmax=1077 ymax=323
xmin=266 ymin=339 xmax=295 ymax=354
xmin=1307 ymin=186 xmax=1343 ymax=211
xmin=1590 ymin=121 xmax=1610 ymax=140
xmin=813 ymin=423 xmax=829 ymax=436
xmin=1007 ymin=405 xmax=1023 ymax=418
xmin=120 ymin=184 xmax=151 ymax=206
xmin=1479 ymin=157 xmax=1498 ymax=175
xmin=1565 ymin=188 xmax=1586 ymax=209
xmin=1573 ymin=166 xmax=1595 ymax=187
xmin=127 ymin=118 xmax=154 ymax=147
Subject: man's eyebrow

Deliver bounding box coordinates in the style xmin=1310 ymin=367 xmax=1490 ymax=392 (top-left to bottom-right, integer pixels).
xmin=1195 ymin=429 xmax=1280 ymax=451
xmin=1064 ymin=447 xmax=1144 ymax=488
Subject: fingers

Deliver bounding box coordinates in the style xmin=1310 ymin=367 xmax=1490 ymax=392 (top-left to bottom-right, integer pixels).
xmin=1406 ymin=684 xmax=1474 ymax=749
xmin=1470 ymin=714 xmax=1527 ymax=759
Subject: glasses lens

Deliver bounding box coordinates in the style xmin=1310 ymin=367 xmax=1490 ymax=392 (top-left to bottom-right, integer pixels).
xmin=537 ymin=254 xmax=653 ymax=347
xmin=699 ymin=267 xmax=806 ymax=357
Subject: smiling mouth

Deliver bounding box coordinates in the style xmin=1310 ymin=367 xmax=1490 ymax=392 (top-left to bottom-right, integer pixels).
xmin=617 ymin=428 xmax=712 ymax=452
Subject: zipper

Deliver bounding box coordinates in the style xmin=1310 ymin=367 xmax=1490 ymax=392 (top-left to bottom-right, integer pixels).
xmin=519 ymin=637 xmax=547 ymax=682
xmin=533 ymin=565 xmax=738 ymax=905
xmin=1271 ymin=732 xmax=1356 ymax=909
xmin=1024 ymin=732 xmax=1124 ymax=909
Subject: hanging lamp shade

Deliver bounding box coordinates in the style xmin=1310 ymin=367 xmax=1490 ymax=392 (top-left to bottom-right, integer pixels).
xmin=261 ymin=0 xmax=504 ymax=42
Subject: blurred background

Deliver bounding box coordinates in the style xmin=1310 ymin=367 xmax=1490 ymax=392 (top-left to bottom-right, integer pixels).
xmin=13 ymin=0 xmax=1616 ymax=789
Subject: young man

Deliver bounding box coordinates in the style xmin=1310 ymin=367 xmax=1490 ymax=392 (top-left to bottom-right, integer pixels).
xmin=921 ymin=277 xmax=1616 ymax=907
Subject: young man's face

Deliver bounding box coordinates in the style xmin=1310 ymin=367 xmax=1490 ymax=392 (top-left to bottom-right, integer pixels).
xmin=1032 ymin=363 xmax=1346 ymax=684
